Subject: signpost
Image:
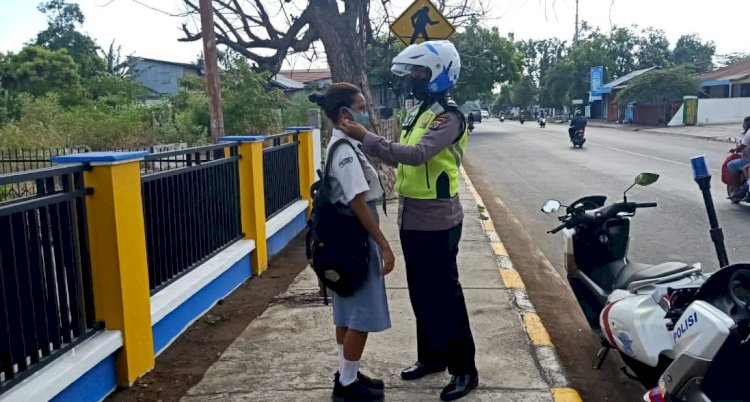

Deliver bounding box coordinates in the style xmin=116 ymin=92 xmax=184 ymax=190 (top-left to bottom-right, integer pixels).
xmin=390 ymin=0 xmax=455 ymax=46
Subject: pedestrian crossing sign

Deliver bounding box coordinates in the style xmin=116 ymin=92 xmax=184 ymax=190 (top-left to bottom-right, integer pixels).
xmin=390 ymin=0 xmax=455 ymax=46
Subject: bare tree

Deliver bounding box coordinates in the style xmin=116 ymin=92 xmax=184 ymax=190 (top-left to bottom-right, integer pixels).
xmin=178 ymin=0 xmax=489 ymax=105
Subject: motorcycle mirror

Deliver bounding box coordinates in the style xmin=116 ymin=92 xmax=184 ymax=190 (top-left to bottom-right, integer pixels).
xmin=541 ymin=200 xmax=562 ymax=214
xmin=635 ymin=173 xmax=660 ymax=187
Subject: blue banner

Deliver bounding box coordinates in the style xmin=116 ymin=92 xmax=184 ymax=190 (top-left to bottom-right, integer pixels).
xmin=590 ymin=66 xmax=604 ymax=93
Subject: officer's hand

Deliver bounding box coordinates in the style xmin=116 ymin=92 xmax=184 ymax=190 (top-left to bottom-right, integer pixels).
xmin=340 ymin=119 xmax=368 ymax=141
xmin=381 ymin=244 xmax=395 ymax=276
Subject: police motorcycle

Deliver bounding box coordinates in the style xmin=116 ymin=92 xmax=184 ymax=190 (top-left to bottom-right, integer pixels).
xmin=542 ymin=165 xmax=750 ymax=401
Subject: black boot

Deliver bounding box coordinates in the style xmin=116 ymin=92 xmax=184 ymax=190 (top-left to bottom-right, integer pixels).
xmin=332 ymin=379 xmax=384 ymax=401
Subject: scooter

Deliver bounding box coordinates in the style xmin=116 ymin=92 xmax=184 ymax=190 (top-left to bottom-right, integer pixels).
xmin=721 ymin=145 xmax=750 ymax=203
xmin=538 ymin=117 xmax=547 ymax=128
xmin=500 ymin=116 xmax=505 ymax=122
xmin=468 ymin=121 xmax=474 ymax=133
xmin=571 ymin=128 xmax=585 ymax=148
xmin=542 ymin=173 xmax=708 ymax=388
xmin=519 ymin=117 xmax=525 ymax=124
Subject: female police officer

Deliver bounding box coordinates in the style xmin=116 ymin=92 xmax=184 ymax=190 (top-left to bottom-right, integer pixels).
xmin=339 ymin=40 xmax=477 ymax=401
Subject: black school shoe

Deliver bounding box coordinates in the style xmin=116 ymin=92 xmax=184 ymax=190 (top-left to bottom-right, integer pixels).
xmin=332 ymin=379 xmax=384 ymax=402
xmin=440 ymin=372 xmax=479 ymax=401
xmin=334 ymin=371 xmax=385 ymax=390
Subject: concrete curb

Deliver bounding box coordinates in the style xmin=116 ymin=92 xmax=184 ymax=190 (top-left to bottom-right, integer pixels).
xmin=460 ymin=166 xmax=583 ymax=402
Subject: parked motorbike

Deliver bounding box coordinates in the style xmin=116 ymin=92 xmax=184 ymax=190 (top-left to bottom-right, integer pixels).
xmin=571 ymin=128 xmax=585 ymax=148
xmin=542 ymin=171 xmax=750 ymax=401
xmin=538 ymin=117 xmax=547 ymax=128
xmin=542 ymin=173 xmax=705 ymax=387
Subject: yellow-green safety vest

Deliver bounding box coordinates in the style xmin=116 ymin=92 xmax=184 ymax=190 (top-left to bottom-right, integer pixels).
xmin=395 ymin=102 xmax=468 ymax=200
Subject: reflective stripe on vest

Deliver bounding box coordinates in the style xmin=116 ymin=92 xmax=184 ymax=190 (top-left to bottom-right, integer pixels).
xmin=395 ymin=103 xmax=468 ymax=200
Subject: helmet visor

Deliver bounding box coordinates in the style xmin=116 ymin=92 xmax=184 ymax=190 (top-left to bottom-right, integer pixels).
xmin=391 ymin=63 xmax=413 ymax=77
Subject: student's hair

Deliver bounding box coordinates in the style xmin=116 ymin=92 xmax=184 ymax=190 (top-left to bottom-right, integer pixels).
xmin=309 ymin=83 xmax=362 ymax=124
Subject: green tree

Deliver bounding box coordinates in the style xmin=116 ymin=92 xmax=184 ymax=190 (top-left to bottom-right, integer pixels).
xmin=451 ymin=24 xmax=522 ymax=103
xmin=509 ymin=75 xmax=537 ymax=109
xmin=671 ymin=34 xmax=716 ymax=73
xmin=616 ymin=67 xmax=700 ymax=104
xmin=716 ymin=52 xmax=750 ymax=68
xmin=635 ymin=27 xmax=672 ymax=69
xmin=607 ymin=27 xmax=638 ymax=77
xmin=85 ymin=73 xmax=146 ymax=106
xmin=34 ymin=0 xmax=106 ymax=79
xmin=540 ymin=61 xmax=574 ymax=108
xmin=0 ymin=46 xmax=84 ymax=103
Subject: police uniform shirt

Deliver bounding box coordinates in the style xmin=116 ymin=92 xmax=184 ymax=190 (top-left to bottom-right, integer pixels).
xmin=327 ymin=129 xmax=384 ymax=205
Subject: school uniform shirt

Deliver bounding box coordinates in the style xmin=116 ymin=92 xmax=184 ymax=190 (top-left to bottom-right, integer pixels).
xmin=327 ymin=129 xmax=384 ymax=205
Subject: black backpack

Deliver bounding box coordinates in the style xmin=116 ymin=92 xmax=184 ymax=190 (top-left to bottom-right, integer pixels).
xmin=305 ymin=139 xmax=371 ymax=304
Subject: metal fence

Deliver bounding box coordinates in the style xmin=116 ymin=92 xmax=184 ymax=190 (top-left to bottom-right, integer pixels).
xmin=0 ymin=145 xmax=188 ymax=201
xmin=263 ymin=134 xmax=301 ymax=219
xmin=141 ymin=144 xmax=243 ymax=293
xmin=0 ymin=165 xmax=99 ymax=394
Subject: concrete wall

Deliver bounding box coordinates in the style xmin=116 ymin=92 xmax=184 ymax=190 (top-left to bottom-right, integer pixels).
xmin=669 ymin=97 xmax=750 ymax=126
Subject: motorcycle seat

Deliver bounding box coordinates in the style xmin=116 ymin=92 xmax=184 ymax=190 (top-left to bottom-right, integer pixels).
xmin=614 ymin=261 xmax=695 ymax=290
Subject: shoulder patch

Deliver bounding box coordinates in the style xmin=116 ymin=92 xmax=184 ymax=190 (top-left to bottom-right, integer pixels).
xmin=430 ymin=113 xmax=451 ymax=129
xmin=338 ymin=156 xmax=354 ymax=168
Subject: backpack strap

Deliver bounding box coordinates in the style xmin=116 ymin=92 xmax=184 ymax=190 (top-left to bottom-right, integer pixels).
xmin=324 ymin=138 xmax=387 ymax=215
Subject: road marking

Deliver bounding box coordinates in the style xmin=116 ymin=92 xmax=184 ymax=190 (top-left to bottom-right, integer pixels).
xmin=522 ymin=313 xmax=553 ymax=346
xmin=491 ymin=241 xmax=508 ymax=256
xmin=460 ymin=165 xmax=579 ymax=395
xmin=537 ymin=129 xmax=721 ymax=173
xmin=500 ymin=268 xmax=525 ymax=289
xmin=551 ymin=387 xmax=584 ymax=402
xmin=588 ymin=141 xmax=721 ymax=173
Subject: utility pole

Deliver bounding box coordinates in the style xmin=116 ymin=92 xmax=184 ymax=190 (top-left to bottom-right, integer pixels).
xmin=574 ymin=0 xmax=580 ymax=44
xmin=199 ymin=0 xmax=224 ymax=143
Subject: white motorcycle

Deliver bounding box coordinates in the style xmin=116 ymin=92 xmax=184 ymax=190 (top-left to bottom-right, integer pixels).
xmin=542 ymin=172 xmax=750 ymax=401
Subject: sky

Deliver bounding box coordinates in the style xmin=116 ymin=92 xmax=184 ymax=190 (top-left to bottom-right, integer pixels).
xmin=0 ymin=0 xmax=748 ymax=70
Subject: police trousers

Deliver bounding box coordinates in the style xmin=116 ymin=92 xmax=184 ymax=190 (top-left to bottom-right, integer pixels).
xmin=400 ymin=223 xmax=477 ymax=375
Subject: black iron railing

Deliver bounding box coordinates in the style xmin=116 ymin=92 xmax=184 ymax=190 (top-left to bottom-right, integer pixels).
xmin=263 ymin=134 xmax=301 ymax=219
xmin=141 ymin=144 xmax=243 ymax=293
xmin=0 ymin=165 xmax=99 ymax=394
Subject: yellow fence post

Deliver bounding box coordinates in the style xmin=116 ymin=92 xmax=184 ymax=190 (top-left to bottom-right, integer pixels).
xmin=287 ymin=127 xmax=315 ymax=217
xmin=221 ymin=136 xmax=268 ymax=275
xmin=52 ymin=151 xmax=154 ymax=386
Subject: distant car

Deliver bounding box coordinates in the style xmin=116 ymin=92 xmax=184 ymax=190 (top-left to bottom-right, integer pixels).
xmin=469 ymin=110 xmax=482 ymax=123
xmin=481 ymin=110 xmax=489 ymax=120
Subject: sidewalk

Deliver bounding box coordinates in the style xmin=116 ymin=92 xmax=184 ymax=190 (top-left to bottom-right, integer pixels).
xmin=182 ymin=174 xmax=578 ymax=401
xmin=585 ymin=120 xmax=741 ymax=142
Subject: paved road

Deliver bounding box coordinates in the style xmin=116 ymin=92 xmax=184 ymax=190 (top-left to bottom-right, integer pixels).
xmin=462 ymin=120 xmax=748 ymax=401
xmin=465 ymin=120 xmax=748 ymax=276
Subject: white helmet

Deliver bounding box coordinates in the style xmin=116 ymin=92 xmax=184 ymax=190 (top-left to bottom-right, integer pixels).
xmin=391 ymin=40 xmax=461 ymax=94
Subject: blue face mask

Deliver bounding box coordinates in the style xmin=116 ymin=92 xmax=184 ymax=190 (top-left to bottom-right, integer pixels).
xmin=345 ymin=107 xmax=371 ymax=127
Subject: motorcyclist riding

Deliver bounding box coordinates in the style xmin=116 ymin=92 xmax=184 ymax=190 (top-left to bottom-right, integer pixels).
xmin=569 ymin=110 xmax=586 ymax=139
xmin=726 ymin=116 xmax=750 ymax=200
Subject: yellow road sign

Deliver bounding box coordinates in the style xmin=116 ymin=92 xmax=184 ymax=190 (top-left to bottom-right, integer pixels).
xmin=390 ymin=0 xmax=456 ymax=46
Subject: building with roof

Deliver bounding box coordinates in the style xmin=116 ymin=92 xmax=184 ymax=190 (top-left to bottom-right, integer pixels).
xmin=591 ymin=67 xmax=659 ymax=121
xmin=278 ymin=69 xmax=332 ymax=89
xmin=699 ymin=58 xmax=750 ymax=98
xmin=129 ymin=57 xmax=203 ymax=98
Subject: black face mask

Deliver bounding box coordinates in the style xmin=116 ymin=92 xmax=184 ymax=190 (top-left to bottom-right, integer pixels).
xmin=410 ymin=76 xmax=430 ymax=101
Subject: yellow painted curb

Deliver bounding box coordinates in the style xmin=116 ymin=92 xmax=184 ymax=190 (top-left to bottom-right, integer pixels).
xmin=551 ymin=387 xmax=583 ymax=402
xmin=481 ymin=220 xmax=495 ymax=232
xmin=499 ymin=268 xmax=525 ymax=289
xmin=490 ymin=241 xmax=508 ymax=257
xmin=522 ymin=313 xmax=553 ymax=346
